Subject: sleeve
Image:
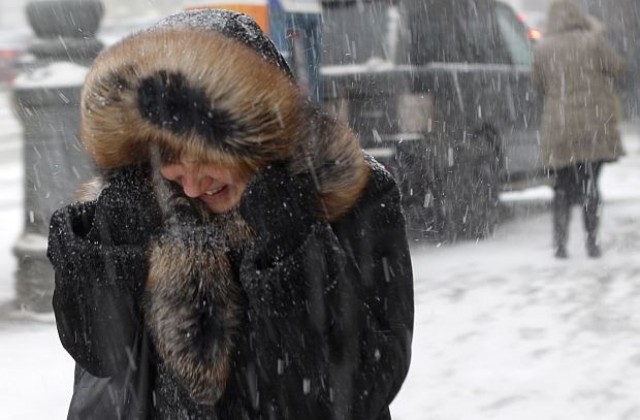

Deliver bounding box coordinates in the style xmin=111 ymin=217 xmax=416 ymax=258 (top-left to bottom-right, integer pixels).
xmin=334 ymin=168 xmax=414 ymax=418
xmin=238 ymin=167 xmax=414 ymax=419
xmin=595 ymin=35 xmax=627 ymax=77
xmin=48 ymin=201 xmax=148 ymax=378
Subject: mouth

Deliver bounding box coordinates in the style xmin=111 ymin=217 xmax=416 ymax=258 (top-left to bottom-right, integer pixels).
xmin=203 ymin=186 xmax=226 ymax=196
xmin=199 ymin=185 xmax=230 ymax=205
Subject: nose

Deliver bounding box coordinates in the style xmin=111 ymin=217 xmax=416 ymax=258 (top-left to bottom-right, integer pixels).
xmin=180 ymin=165 xmax=213 ymax=198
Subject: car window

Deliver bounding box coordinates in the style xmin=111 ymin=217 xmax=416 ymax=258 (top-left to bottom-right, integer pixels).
xmin=322 ymin=0 xmax=517 ymax=66
xmin=322 ymin=0 xmax=401 ymax=65
xmin=400 ymin=0 xmax=509 ymax=65
xmin=494 ymin=2 xmax=533 ymax=65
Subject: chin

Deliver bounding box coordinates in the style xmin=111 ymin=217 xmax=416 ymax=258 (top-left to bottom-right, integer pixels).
xmin=205 ymin=200 xmax=236 ymax=214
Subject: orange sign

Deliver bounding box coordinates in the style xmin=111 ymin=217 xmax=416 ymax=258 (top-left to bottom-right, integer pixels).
xmin=183 ymin=2 xmax=269 ymax=33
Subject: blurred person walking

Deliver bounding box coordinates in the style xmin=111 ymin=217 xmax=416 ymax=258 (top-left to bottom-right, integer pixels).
xmin=533 ymin=0 xmax=626 ymax=258
xmin=46 ymin=8 xmax=414 ymax=420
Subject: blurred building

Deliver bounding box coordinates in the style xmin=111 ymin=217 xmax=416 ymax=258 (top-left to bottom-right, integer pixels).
xmin=0 ymin=2 xmax=28 ymax=29
xmin=0 ymin=0 xmax=179 ymax=30
xmin=101 ymin=0 xmax=177 ymax=24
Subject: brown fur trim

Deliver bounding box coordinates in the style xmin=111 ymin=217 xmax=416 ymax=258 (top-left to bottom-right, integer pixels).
xmin=81 ymin=28 xmax=305 ymax=170
xmin=144 ymin=209 xmax=253 ymax=405
xmin=289 ymin=112 xmax=370 ymax=221
xmin=74 ymin=177 xmax=107 ymax=203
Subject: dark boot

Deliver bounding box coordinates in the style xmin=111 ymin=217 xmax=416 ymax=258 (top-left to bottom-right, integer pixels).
xmin=583 ymin=194 xmax=601 ymax=258
xmin=583 ymin=164 xmax=602 ymax=258
xmin=586 ymin=239 xmax=601 ymax=258
xmin=553 ymin=191 xmax=571 ymax=258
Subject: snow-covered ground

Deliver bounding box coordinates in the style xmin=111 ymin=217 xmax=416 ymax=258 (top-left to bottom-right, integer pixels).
xmin=392 ymin=124 xmax=640 ymax=420
xmin=0 ymin=88 xmax=639 ymax=419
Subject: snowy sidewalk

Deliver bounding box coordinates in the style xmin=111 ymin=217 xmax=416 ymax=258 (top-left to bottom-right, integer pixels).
xmin=391 ymin=123 xmax=640 ymax=420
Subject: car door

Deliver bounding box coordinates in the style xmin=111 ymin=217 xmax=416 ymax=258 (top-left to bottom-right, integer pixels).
xmin=493 ymin=1 xmax=543 ymax=183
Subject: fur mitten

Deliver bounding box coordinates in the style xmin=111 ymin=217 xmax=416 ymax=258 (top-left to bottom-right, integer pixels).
xmin=96 ymin=165 xmax=162 ymax=247
xmin=239 ymin=163 xmax=319 ymax=268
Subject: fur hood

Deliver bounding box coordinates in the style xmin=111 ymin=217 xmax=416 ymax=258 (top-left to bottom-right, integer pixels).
xmin=546 ymin=0 xmax=593 ymax=35
xmin=80 ymin=8 xmax=368 ymax=222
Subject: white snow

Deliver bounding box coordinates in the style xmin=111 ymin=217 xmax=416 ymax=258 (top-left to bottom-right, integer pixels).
xmin=12 ymin=62 xmax=89 ymax=89
xmin=390 ymin=124 xmax=640 ymax=420
xmin=0 ymin=88 xmax=639 ymax=419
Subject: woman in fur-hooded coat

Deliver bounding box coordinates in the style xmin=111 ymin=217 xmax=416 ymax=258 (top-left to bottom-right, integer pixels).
xmin=47 ymin=8 xmax=414 ymax=420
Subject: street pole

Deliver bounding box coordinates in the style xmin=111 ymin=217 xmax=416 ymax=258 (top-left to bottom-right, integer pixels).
xmin=11 ymin=0 xmax=104 ymax=312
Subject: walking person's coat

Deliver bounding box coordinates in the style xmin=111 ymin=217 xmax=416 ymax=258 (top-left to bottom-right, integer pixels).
xmin=532 ymin=0 xmax=626 ymax=170
xmin=47 ymin=8 xmax=414 ymax=420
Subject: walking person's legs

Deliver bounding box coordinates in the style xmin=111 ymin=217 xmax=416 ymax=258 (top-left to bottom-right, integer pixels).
xmin=553 ymin=167 xmax=573 ymax=258
xmin=581 ymin=161 xmax=603 ymax=257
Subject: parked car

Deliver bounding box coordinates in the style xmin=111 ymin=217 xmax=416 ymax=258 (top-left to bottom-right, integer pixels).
xmin=0 ymin=28 xmax=32 ymax=87
xmin=320 ymin=0 xmax=546 ymax=240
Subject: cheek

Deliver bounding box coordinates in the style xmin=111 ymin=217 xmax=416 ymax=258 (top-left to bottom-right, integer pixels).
xmin=231 ymin=170 xmax=252 ymax=195
xmin=217 ymin=167 xmax=252 ymax=189
xmin=228 ymin=183 xmax=247 ymax=209
xmin=235 ymin=178 xmax=249 ymax=196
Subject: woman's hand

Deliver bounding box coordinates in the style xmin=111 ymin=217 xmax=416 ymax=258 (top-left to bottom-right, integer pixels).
xmin=48 ymin=166 xmax=161 ymax=295
xmin=94 ymin=166 xmax=162 ymax=247
xmin=239 ymin=164 xmax=319 ymax=266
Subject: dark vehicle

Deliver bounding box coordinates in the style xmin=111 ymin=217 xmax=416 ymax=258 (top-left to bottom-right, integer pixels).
xmin=320 ymin=0 xmax=545 ymax=240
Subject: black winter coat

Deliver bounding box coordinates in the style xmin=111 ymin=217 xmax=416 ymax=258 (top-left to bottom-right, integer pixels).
xmin=50 ymin=160 xmax=414 ymax=420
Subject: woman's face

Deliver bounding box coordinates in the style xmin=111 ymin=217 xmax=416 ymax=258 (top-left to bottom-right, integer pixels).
xmin=160 ymin=158 xmax=252 ymax=214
